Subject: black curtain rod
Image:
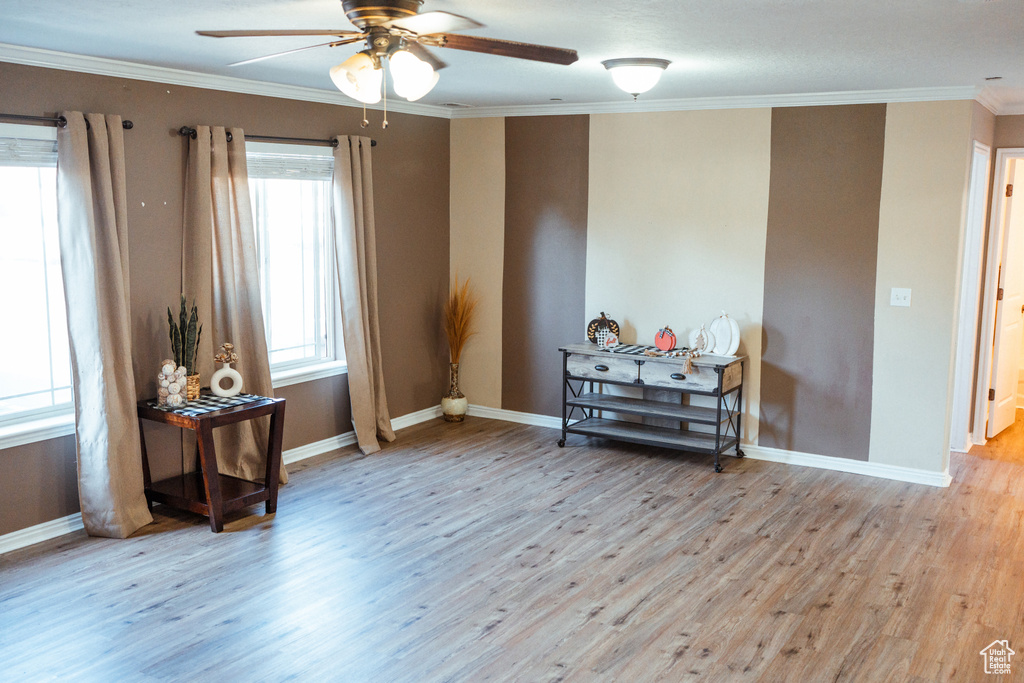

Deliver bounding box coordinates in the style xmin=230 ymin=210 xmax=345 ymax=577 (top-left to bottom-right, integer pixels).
xmin=178 ymin=127 xmax=376 ymax=147
xmin=0 ymin=113 xmax=134 ymax=130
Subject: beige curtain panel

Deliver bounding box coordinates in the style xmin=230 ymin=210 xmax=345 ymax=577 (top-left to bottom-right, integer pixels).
xmin=56 ymin=111 xmax=153 ymax=538
xmin=182 ymin=125 xmax=287 ymax=485
xmin=332 ymin=135 xmax=395 ymax=454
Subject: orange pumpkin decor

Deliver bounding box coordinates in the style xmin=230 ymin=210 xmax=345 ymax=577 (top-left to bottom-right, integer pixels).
xmin=655 ymin=326 xmax=677 ymax=351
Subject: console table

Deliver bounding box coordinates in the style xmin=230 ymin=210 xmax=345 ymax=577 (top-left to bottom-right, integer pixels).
xmin=558 ymin=343 xmax=744 ymax=472
xmin=137 ymin=393 xmax=285 ymax=532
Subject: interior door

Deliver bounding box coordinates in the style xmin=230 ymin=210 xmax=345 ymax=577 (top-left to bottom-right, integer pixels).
xmin=988 ymin=159 xmax=1024 ymax=438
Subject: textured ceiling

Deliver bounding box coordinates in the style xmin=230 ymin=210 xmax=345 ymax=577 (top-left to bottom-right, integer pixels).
xmin=1 ymin=0 xmax=1022 ymax=112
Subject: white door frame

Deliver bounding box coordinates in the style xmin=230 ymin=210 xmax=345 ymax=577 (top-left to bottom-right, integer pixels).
xmin=950 ymin=141 xmax=991 ymax=453
xmin=973 ymin=147 xmax=1024 ymax=446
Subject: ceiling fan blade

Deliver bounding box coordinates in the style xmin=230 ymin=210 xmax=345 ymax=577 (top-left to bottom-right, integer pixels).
xmin=406 ymin=41 xmax=448 ymax=71
xmin=198 ymin=29 xmax=363 ymax=38
xmin=431 ymin=34 xmax=578 ymax=65
xmin=383 ymin=11 xmax=483 ymax=36
xmin=228 ymin=38 xmax=363 ymax=67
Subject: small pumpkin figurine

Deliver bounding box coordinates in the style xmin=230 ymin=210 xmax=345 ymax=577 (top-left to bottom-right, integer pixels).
xmin=587 ymin=312 xmax=620 ymax=345
xmin=654 ymin=325 xmax=677 ymax=351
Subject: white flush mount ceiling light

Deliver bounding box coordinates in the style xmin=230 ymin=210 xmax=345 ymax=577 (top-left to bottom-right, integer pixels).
xmin=602 ymin=58 xmax=671 ymax=100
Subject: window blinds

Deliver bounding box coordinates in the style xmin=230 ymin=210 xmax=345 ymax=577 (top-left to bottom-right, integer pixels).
xmin=246 ymin=151 xmax=334 ymax=181
xmin=0 ymin=137 xmax=58 ymax=168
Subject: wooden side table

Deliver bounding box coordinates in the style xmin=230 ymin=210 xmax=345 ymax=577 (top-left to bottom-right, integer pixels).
xmin=137 ymin=393 xmax=285 ymax=532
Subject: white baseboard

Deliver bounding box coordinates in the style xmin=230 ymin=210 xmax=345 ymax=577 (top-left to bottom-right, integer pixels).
xmin=468 ymin=404 xmax=562 ymax=429
xmin=0 ymin=512 xmax=84 ymax=556
xmin=0 ymin=405 xmax=446 ymax=556
xmin=743 ymin=445 xmax=952 ymax=488
xmin=391 ymin=405 xmax=444 ymax=431
xmin=282 ymin=432 xmax=358 ymax=465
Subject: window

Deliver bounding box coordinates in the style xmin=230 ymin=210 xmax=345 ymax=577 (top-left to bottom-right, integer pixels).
xmin=247 ymin=142 xmax=345 ymax=386
xmin=0 ymin=123 xmax=74 ymax=445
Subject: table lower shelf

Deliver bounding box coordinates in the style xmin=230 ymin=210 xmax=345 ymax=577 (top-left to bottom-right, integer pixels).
xmin=146 ymin=472 xmax=270 ymax=516
xmin=565 ymin=417 xmax=738 ymax=454
xmin=567 ymin=392 xmax=728 ymax=425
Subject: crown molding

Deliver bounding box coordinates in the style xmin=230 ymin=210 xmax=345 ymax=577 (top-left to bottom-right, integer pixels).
xmin=1 ymin=43 xmax=1013 ymax=119
xmin=976 ymin=86 xmax=1024 ymax=116
xmin=451 ymin=85 xmax=989 ymax=118
xmin=0 ymin=42 xmax=452 ymax=119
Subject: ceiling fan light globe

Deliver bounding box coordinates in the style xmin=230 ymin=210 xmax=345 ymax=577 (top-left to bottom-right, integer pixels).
xmin=398 ymin=69 xmax=439 ymax=101
xmin=330 ymin=52 xmax=383 ymax=104
xmin=602 ymin=58 xmax=671 ymax=97
xmin=389 ymin=49 xmax=439 ymax=101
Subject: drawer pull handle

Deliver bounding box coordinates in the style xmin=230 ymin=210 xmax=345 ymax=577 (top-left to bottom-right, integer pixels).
xmin=670 ymin=373 xmax=686 ymax=380
xmin=594 ymin=364 xmax=609 ymax=372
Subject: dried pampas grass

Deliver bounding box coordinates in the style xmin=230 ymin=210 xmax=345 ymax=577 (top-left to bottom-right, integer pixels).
xmin=444 ymin=276 xmax=478 ymax=364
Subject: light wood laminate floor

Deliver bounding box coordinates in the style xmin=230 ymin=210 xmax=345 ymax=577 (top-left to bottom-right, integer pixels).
xmin=3 ymin=415 xmax=1024 ymax=682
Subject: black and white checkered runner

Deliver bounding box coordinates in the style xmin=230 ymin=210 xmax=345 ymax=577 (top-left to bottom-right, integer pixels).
xmin=146 ymin=393 xmax=267 ymax=416
xmin=595 ymin=344 xmax=692 ymax=355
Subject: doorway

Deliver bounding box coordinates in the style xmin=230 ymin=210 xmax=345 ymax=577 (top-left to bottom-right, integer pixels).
xmin=950 ymin=142 xmax=991 ymax=452
xmin=971 ymin=148 xmax=1024 ymax=445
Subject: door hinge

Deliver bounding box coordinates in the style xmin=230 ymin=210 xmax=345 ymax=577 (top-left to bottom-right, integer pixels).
xmin=997 ymin=287 xmax=1004 ymax=301
xmin=989 ymin=388 xmax=996 ymax=401
xmin=1008 ymin=183 xmax=1014 ymax=198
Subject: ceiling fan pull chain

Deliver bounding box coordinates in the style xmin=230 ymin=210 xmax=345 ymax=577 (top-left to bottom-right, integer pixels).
xmin=361 ymin=102 xmax=368 ymax=128
xmin=382 ymin=67 xmax=389 ymax=130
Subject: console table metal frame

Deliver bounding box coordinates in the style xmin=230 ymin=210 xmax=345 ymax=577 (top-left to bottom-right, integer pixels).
xmin=137 ymin=395 xmax=285 ymax=532
xmin=558 ymin=344 xmax=744 ymax=472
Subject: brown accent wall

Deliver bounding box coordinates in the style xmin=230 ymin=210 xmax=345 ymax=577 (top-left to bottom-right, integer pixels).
xmin=760 ymin=105 xmax=886 ymax=460
xmin=502 ymin=116 xmax=589 ymax=416
xmin=994 ymin=115 xmax=1024 ymax=148
xmin=0 ymin=62 xmax=448 ymax=536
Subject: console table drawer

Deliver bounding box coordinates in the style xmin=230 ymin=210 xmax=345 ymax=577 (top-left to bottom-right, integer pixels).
xmin=640 ymin=360 xmax=742 ymax=394
xmin=566 ymin=354 xmax=637 ymax=384
xmin=640 ymin=362 xmax=718 ymax=392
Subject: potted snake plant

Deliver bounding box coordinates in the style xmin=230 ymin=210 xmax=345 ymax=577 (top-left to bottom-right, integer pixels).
xmin=167 ymin=294 xmax=203 ymax=401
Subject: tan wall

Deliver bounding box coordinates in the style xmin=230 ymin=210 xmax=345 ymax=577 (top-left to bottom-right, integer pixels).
xmin=869 ymin=100 xmax=974 ymax=472
xmin=0 ymin=62 xmax=449 ymax=536
xmin=585 ymin=109 xmax=771 ymax=443
xmin=449 ymin=118 xmax=505 ymax=408
xmin=971 ymin=101 xmax=996 ymax=147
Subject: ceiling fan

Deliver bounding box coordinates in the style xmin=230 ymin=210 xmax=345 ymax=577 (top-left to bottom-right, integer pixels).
xmin=198 ymin=0 xmax=579 ymax=105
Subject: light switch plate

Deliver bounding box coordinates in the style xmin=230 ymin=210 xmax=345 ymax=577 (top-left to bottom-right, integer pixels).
xmin=890 ymin=287 xmax=912 ymax=307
